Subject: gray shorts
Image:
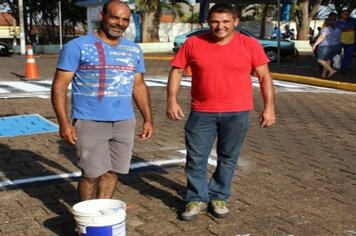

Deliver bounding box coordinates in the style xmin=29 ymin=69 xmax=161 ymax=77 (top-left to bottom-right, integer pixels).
xmin=73 ymin=119 xmax=136 ymax=178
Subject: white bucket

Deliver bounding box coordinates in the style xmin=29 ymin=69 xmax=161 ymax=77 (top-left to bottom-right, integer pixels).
xmin=72 ymin=199 xmax=126 ymax=236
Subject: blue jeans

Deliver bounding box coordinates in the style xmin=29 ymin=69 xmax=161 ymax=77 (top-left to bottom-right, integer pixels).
xmin=184 ymin=111 xmax=249 ymax=202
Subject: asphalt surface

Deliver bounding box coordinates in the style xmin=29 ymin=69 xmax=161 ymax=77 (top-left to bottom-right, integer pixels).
xmin=0 ymin=53 xmax=355 ymax=235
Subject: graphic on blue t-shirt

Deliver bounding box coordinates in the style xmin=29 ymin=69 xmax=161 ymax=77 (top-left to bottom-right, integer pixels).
xmin=57 ymin=34 xmax=145 ymax=121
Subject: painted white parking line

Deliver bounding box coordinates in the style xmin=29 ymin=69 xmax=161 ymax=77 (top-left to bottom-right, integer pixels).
xmin=0 ymin=148 xmax=220 ymax=188
xmin=0 ymin=158 xmax=188 ymax=188
xmin=1 ymin=81 xmax=51 ymax=92
xmin=0 ymin=88 xmax=9 ymax=93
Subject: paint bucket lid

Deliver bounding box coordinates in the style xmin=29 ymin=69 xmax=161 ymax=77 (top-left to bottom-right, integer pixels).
xmin=72 ymin=199 xmax=126 ymax=217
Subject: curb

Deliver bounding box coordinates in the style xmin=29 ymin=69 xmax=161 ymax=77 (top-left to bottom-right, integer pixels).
xmin=270 ymin=73 xmax=356 ymax=92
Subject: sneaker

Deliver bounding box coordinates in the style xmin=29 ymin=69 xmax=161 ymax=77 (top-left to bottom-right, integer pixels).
xmin=209 ymin=200 xmax=229 ymax=218
xmin=181 ymin=201 xmax=208 ymax=221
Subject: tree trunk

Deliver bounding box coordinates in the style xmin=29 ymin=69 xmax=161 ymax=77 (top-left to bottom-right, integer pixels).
xmin=141 ymin=11 xmax=160 ymax=42
xmin=260 ymin=3 xmax=270 ymax=38
xmin=295 ymin=0 xmax=322 ymax=40
xmin=298 ymin=1 xmax=310 ymax=40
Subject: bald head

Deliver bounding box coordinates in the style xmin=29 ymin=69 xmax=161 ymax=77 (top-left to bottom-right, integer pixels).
xmin=102 ymin=0 xmax=130 ymax=15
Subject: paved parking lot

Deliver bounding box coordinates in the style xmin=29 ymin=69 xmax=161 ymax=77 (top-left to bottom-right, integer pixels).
xmin=0 ymin=53 xmax=355 ymax=235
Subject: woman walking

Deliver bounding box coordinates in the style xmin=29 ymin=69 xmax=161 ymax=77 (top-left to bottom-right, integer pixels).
xmin=312 ymin=18 xmax=341 ymax=78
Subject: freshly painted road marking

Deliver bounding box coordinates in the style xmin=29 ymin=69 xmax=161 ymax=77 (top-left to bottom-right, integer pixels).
xmin=0 ymin=114 xmax=58 ymax=138
xmin=0 ymin=149 xmax=219 ymax=188
xmin=0 ymin=158 xmax=189 ymax=188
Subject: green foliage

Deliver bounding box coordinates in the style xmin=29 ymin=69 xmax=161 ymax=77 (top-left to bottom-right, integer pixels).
xmin=2 ymin=0 xmax=86 ymax=44
xmin=180 ymin=12 xmax=199 ymax=23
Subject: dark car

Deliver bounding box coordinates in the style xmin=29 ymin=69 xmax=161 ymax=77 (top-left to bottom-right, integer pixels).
xmin=0 ymin=42 xmax=14 ymax=56
xmin=172 ymin=27 xmax=298 ymax=62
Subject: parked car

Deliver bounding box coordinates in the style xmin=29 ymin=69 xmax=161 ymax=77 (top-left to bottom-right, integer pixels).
xmin=172 ymin=27 xmax=298 ymax=62
xmin=0 ymin=42 xmax=14 ymax=56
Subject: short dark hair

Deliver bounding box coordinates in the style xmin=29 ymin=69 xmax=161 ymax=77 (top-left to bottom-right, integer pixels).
xmin=328 ymin=12 xmax=337 ymax=18
xmin=324 ymin=18 xmax=336 ymax=29
xmin=102 ymin=0 xmax=129 ymax=14
xmin=207 ymin=2 xmax=241 ymax=20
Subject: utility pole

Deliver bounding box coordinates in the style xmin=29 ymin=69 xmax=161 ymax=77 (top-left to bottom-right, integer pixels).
xmin=277 ymin=0 xmax=281 ymax=67
xmin=19 ymin=0 xmax=26 ymax=55
xmin=59 ymin=1 xmax=63 ymax=50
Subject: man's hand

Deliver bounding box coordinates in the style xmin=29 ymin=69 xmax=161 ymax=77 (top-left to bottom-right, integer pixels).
xmin=166 ymin=102 xmax=185 ymax=121
xmin=138 ymin=121 xmax=153 ymax=140
xmin=59 ymin=122 xmax=77 ymax=145
xmin=259 ymin=109 xmax=276 ymax=128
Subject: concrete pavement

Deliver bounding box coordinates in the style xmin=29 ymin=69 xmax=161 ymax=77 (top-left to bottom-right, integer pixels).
xmin=0 ymin=53 xmax=355 ymax=235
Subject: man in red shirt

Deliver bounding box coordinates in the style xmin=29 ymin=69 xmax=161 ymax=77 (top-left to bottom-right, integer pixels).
xmin=167 ymin=3 xmax=275 ymax=221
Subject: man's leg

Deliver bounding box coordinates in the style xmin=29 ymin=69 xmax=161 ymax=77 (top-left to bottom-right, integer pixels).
xmin=77 ymin=171 xmax=118 ymax=200
xmin=74 ymin=120 xmax=114 ymax=201
xmin=184 ymin=111 xmax=217 ymax=202
xmin=207 ymin=112 xmax=249 ymax=218
xmin=341 ymin=44 xmax=355 ymax=74
xmin=98 ymin=171 xmax=118 ymax=199
xmin=78 ymin=177 xmax=98 ymax=201
xmin=209 ymin=111 xmax=249 ymax=200
xmin=181 ymin=111 xmax=217 ymax=221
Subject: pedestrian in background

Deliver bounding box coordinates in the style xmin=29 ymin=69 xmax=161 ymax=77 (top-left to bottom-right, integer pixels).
xmin=51 ymin=0 xmax=153 ymax=201
xmin=271 ymin=26 xmax=281 ymax=39
xmin=336 ymin=9 xmax=356 ymax=74
xmin=26 ymin=29 xmax=37 ymax=54
xmin=312 ymin=17 xmax=341 ymax=78
xmin=166 ymin=3 xmax=275 ymax=221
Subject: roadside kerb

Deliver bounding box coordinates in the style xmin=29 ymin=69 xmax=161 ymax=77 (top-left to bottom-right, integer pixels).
xmin=271 ymin=72 xmax=356 ymax=92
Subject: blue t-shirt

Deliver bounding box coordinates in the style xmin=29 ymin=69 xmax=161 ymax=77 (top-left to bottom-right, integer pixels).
xmin=57 ymin=34 xmax=145 ymax=121
xmin=335 ymin=18 xmax=356 ymax=44
xmin=319 ymin=26 xmax=341 ymax=47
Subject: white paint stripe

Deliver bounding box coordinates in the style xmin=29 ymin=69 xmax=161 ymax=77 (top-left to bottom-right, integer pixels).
xmin=145 ymin=81 xmax=166 ymax=87
xmin=180 ymin=81 xmax=192 ymax=86
xmin=0 ymin=158 xmax=188 ymax=188
xmin=27 ymin=58 xmax=36 ymax=63
xmin=1 ymin=81 xmax=50 ymax=92
xmin=0 ymin=172 xmax=82 ymax=188
xmin=130 ymin=158 xmax=186 ymax=169
xmin=0 ymin=155 xmax=220 ymax=188
xmin=0 ymin=88 xmax=9 ymax=93
xmin=178 ymin=149 xmax=217 ymax=167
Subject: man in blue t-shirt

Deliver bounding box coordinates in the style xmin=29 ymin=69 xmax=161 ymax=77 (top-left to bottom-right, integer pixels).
xmin=335 ymin=9 xmax=356 ymax=74
xmin=51 ymin=0 xmax=153 ymax=201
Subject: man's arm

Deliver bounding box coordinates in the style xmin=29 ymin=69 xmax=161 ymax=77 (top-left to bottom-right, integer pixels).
xmin=166 ymin=67 xmax=185 ymax=121
xmin=132 ymin=73 xmax=153 ymax=140
xmin=51 ymin=69 xmax=77 ymax=144
xmin=254 ymin=64 xmax=276 ymax=127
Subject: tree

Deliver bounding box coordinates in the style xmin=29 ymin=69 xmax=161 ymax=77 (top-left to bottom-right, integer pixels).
xmin=133 ymin=0 xmax=161 ymax=42
xmin=293 ymin=0 xmax=322 ymax=40
xmin=260 ymin=3 xmax=270 ymax=38
xmin=1 ymin=0 xmax=86 ymax=44
xmin=293 ymin=0 xmax=356 ymax=40
xmin=132 ymin=0 xmax=187 ymax=42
